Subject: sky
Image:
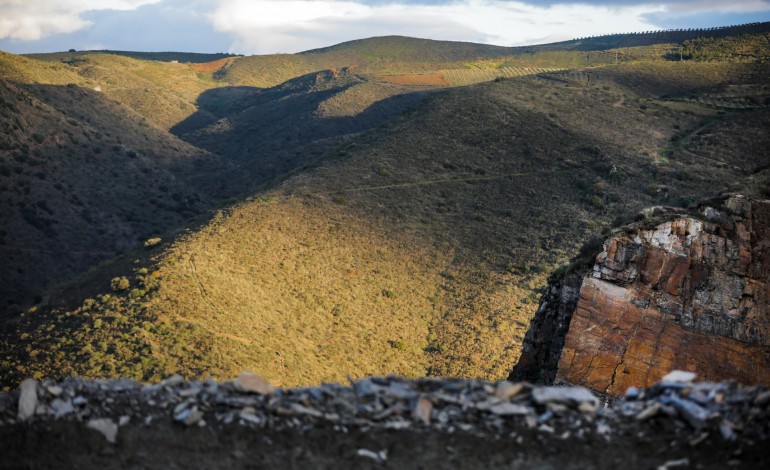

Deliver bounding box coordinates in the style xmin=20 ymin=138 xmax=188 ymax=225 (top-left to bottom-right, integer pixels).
xmin=1 ymin=0 xmax=769 ymax=55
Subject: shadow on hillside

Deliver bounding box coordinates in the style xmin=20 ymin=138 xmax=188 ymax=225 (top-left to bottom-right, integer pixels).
xmin=170 ymin=72 xmax=435 ymax=196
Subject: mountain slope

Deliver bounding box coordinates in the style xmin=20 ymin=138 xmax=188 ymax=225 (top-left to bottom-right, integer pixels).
xmin=19 ymin=52 xmax=226 ymax=130
xmin=4 ymin=58 xmax=768 ymax=388
xmin=0 ymin=79 xmax=231 ymax=312
xmin=174 ymin=68 xmax=436 ymax=194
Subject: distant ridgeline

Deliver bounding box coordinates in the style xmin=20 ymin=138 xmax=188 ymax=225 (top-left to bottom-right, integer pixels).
xmin=39 ymin=51 xmax=240 ymax=63
xmin=537 ymin=21 xmax=770 ymax=51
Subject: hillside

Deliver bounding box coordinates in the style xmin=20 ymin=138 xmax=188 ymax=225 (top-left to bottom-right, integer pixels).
xmin=3 ymin=53 xmax=768 ymax=388
xmin=173 ymin=68 xmax=438 ymax=194
xmin=540 ymin=21 xmax=770 ymax=51
xmin=17 ymin=52 xmax=227 ymax=130
xmin=0 ymin=78 xmax=231 ymax=312
xmin=55 ymin=51 xmax=238 ymax=63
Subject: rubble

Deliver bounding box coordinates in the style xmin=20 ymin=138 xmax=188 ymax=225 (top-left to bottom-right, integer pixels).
xmin=86 ymin=418 xmax=118 ymax=444
xmin=17 ymin=379 xmax=37 ymax=421
xmin=1 ymin=373 xmax=769 ymax=468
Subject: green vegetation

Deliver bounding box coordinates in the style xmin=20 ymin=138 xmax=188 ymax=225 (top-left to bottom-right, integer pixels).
xmin=37 ymin=51 xmax=239 ymax=64
xmin=1 ymin=26 xmax=769 ymax=389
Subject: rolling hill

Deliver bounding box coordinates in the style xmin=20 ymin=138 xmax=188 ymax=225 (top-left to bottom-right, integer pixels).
xmin=3 ymin=54 xmax=768 ymax=388
xmin=1 ymin=26 xmax=769 ymax=390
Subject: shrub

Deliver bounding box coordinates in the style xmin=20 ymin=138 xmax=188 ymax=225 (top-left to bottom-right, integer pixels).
xmin=591 ymin=181 xmax=607 ymax=193
xmin=111 ymin=277 xmax=130 ymax=291
xmin=129 ymin=288 xmax=146 ymax=299
xmin=144 ymin=237 xmax=162 ymax=248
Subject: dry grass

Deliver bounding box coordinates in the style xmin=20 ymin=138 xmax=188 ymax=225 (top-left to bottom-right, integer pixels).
xmin=2 ymin=34 xmax=770 ymax=389
xmin=380 ymin=74 xmax=450 ymax=86
xmin=6 ymin=59 xmax=769 ymax=389
xmin=151 ymin=198 xmax=448 ymax=385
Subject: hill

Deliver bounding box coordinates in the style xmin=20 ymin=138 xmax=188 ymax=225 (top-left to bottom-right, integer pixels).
xmin=0 ymin=78 xmax=231 ymax=312
xmin=1 ymin=26 xmax=769 ymax=390
xmin=3 ymin=54 xmax=768 ymax=388
xmin=539 ymin=21 xmax=770 ymax=51
xmin=14 ymin=52 xmax=228 ymax=130
xmin=49 ymin=51 xmax=239 ymax=63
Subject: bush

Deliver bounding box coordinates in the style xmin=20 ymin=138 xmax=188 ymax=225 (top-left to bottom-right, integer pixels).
xmin=144 ymin=237 xmax=162 ymax=248
xmin=129 ymin=288 xmax=146 ymax=299
xmin=111 ymin=277 xmax=130 ymax=291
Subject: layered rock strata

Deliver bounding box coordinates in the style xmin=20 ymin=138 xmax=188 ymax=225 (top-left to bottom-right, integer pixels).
xmin=513 ymin=195 xmax=770 ymax=396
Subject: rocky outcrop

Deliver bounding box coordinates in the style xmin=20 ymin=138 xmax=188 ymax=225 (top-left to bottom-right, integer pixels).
xmin=513 ymin=195 xmax=770 ymax=396
xmin=509 ymin=270 xmax=588 ymax=384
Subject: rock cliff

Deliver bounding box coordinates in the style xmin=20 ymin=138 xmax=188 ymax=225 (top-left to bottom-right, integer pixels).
xmin=512 ymin=195 xmax=770 ymax=396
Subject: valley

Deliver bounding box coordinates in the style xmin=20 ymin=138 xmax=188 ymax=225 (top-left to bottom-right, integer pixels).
xmin=1 ymin=24 xmax=769 ymax=394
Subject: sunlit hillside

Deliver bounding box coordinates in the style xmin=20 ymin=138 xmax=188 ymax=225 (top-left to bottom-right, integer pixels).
xmin=3 ymin=53 xmax=768 ymax=388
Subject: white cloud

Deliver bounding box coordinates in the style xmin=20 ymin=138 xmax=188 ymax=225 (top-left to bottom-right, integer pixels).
xmin=0 ymin=0 xmax=160 ymax=40
xmin=662 ymin=0 xmax=770 ymax=13
xmin=209 ymin=0 xmax=665 ymax=54
xmin=1 ymin=0 xmax=768 ymax=53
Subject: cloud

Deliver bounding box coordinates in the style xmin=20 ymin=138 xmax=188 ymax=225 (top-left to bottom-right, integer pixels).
xmin=1 ymin=0 xmax=769 ymax=54
xmin=0 ymin=0 xmax=160 ymax=40
xmin=210 ymin=0 xmax=667 ymax=54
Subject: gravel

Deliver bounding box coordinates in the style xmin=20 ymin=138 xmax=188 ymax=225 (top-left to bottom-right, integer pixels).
xmin=1 ymin=371 xmax=769 ymax=468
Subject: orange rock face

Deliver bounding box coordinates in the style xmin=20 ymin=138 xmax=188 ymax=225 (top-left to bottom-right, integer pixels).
xmin=555 ymin=196 xmax=770 ymax=395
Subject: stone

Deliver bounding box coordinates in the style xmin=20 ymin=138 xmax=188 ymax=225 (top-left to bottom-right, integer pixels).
xmin=238 ymin=411 xmax=262 ymax=425
xmin=87 ymin=418 xmax=118 ymax=444
xmin=233 ymin=372 xmax=276 ymax=396
xmin=754 ymin=390 xmax=770 ymax=406
xmin=625 ymin=387 xmax=641 ymax=400
xmin=178 ymin=387 xmax=202 ymax=398
xmin=636 ymin=403 xmax=661 ymax=421
xmin=720 ymin=421 xmax=737 ymax=441
xmin=17 ymin=378 xmax=38 ymax=421
xmin=46 ymin=385 xmax=63 ymax=397
xmin=174 ymin=406 xmax=204 ymax=426
xmin=289 ymin=403 xmax=323 ymax=418
xmin=669 ymin=396 xmax=710 ymax=430
xmin=50 ymin=398 xmax=75 ymax=418
xmin=485 ymin=402 xmax=530 ymax=416
xmin=495 ymin=382 xmax=524 ymax=400
xmin=356 ymin=449 xmax=387 ymax=463
xmin=661 ymin=371 xmax=697 ymax=384
xmin=160 ymin=374 xmax=184 ymax=387
xmin=413 ymin=397 xmax=432 ymax=425
xmin=532 ymin=386 xmax=599 ymax=409
xmin=657 ymin=458 xmax=690 ymax=470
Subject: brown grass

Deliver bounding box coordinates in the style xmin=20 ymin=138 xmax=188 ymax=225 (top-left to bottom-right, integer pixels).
xmin=192 ymin=57 xmax=239 ymax=74
xmin=380 ymin=74 xmax=450 ymax=86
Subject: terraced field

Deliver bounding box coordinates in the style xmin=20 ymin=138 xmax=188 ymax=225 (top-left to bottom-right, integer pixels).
xmin=441 ymin=67 xmax=566 ymax=86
